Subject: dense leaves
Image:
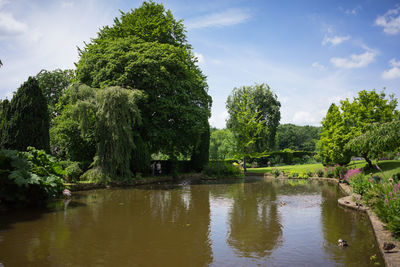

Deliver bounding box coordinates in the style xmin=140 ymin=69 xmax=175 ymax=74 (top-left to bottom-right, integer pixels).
xmin=277 ymin=124 xmax=320 ymax=151
xmin=346 ymin=119 xmax=400 ymax=162
xmin=318 ymin=90 xmax=398 ymax=166
xmin=35 ymin=69 xmax=74 ymax=118
xmin=209 ymin=128 xmax=235 ymax=160
xmin=1 ymin=77 xmax=50 ymax=152
xmin=75 ymin=2 xmax=211 ymax=161
xmin=227 ymin=84 xmax=280 ymax=152
xmin=0 ymin=148 xmax=64 ymax=206
xmin=226 ymin=87 xmax=266 ymax=172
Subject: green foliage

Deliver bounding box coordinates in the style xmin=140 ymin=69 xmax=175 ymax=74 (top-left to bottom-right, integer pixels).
xmin=209 ymin=128 xmax=235 ymax=160
xmin=273 ymin=168 xmax=281 ymax=178
xmin=318 ymin=90 xmax=398 ymax=166
xmin=35 ymin=69 xmax=74 ymax=118
xmin=202 ymin=161 xmax=242 ymax=178
xmin=349 ymin=174 xmax=371 ymax=195
xmin=277 ymin=124 xmax=320 ymax=151
xmin=191 ymin=124 xmax=210 ymax=172
xmin=226 ymin=86 xmax=267 ymax=172
xmin=324 ymin=166 xmax=335 ymax=178
xmin=288 ymin=172 xmax=299 ymax=178
xmin=346 ymin=120 xmax=400 ymax=164
xmin=333 ymin=165 xmax=348 ymax=179
xmin=61 ymin=161 xmax=83 ymax=182
xmin=316 ymin=169 xmax=324 ymax=177
xmin=75 ymin=1 xmax=211 ymax=160
xmin=1 ymin=77 xmax=50 ymax=152
xmin=0 ymin=149 xmax=64 ymax=206
xmin=227 ymin=83 xmax=280 ymax=153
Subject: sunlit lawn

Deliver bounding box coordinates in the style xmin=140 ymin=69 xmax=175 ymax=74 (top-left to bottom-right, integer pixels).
xmin=247 ymin=160 xmax=400 ymax=178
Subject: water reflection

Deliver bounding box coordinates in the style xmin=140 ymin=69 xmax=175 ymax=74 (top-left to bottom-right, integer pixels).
xmin=0 ymin=179 xmax=384 ymax=266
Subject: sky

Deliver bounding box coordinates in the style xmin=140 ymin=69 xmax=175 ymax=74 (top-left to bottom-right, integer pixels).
xmin=0 ymin=0 xmax=399 ymax=129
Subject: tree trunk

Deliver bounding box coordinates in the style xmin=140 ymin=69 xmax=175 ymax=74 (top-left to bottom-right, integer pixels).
xmin=363 ymin=153 xmax=373 ymax=169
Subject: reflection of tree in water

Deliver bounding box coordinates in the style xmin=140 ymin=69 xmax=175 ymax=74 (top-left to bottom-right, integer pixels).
xmin=227 ymin=181 xmax=283 ymax=258
xmin=0 ymin=187 xmax=213 ymax=267
xmin=319 ymin=184 xmax=384 ymax=266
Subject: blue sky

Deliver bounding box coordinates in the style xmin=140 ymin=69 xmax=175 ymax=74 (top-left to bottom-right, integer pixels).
xmin=0 ymin=0 xmax=399 ymax=128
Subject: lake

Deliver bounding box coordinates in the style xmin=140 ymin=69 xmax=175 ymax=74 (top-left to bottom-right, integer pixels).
xmin=0 ymin=178 xmax=383 ymax=266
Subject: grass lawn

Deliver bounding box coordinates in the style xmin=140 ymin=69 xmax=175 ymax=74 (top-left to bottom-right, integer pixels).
xmin=247 ymin=160 xmax=400 ymax=178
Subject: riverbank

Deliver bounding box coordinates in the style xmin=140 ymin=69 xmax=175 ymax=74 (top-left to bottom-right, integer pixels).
xmin=65 ymin=173 xmax=203 ymax=191
xmin=337 ymin=182 xmax=400 ymax=267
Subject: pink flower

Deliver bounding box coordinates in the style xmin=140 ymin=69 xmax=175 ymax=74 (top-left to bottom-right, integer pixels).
xmin=385 ymin=198 xmax=388 ymax=204
xmin=376 ymin=165 xmax=382 ymax=171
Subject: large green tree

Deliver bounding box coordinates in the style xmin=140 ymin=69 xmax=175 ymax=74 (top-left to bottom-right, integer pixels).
xmin=277 ymin=124 xmax=321 ymax=151
xmin=318 ymin=90 xmax=398 ymax=166
xmin=226 ymin=87 xmax=266 ymax=172
xmin=35 ymin=69 xmax=74 ymax=118
xmin=75 ymin=1 xmax=211 ymax=164
xmin=226 ymin=84 xmax=280 ymax=153
xmin=346 ymin=119 xmax=400 ymax=166
xmin=1 ymin=77 xmax=50 ymax=152
xmin=52 ymin=84 xmax=145 ymax=182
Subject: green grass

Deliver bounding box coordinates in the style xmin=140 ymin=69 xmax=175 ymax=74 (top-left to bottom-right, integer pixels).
xmin=247 ymin=160 xmax=400 ymax=178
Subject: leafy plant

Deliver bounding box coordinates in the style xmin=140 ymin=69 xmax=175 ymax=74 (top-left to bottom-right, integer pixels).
xmin=349 ymin=174 xmax=371 ymax=195
xmin=272 ymin=168 xmax=281 ymax=178
xmin=316 ymin=169 xmax=324 ymax=177
xmin=202 ymin=162 xmax=242 ymax=178
xmin=288 ymin=172 xmax=298 ymax=178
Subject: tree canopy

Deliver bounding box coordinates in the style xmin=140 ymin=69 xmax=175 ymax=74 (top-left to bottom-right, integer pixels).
xmin=75 ymin=1 xmax=211 ymax=162
xmin=277 ymin=124 xmax=320 ymax=151
xmin=318 ymin=90 xmax=398 ymax=166
xmin=226 ymin=87 xmax=266 ymax=172
xmin=226 ymin=83 xmax=280 ymax=153
xmin=209 ymin=128 xmax=235 ymax=160
xmin=35 ymin=69 xmax=74 ymax=118
xmin=346 ymin=119 xmax=400 ymax=165
xmin=1 ymin=77 xmax=50 ymax=152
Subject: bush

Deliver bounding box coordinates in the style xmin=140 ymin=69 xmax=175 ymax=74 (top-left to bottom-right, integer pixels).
xmin=0 ymin=149 xmax=64 ymax=206
xmin=288 ymin=172 xmax=298 ymax=178
xmin=324 ymin=166 xmax=335 ymax=178
xmin=62 ymin=161 xmax=83 ymax=182
xmin=349 ymin=174 xmax=371 ymax=195
xmin=391 ymin=172 xmax=400 ymax=183
xmin=306 ymin=170 xmax=313 ymax=177
xmin=202 ymin=161 xmax=242 ymax=178
xmin=334 ymin=166 xmax=348 ymax=179
xmin=316 ymin=169 xmax=324 ymax=177
xmin=272 ymin=168 xmax=281 ymax=178
xmin=299 ymin=173 xmax=309 ymax=179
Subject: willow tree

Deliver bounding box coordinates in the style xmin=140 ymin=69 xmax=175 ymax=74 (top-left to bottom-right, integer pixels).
xmin=51 ymin=84 xmax=145 ymax=182
xmin=75 ymin=1 xmax=211 ymax=169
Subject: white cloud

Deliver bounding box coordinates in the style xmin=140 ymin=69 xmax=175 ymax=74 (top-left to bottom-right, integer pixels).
xmin=312 ymin=61 xmax=325 ymax=70
xmin=186 ymin=8 xmax=251 ymax=29
xmin=194 ymin=52 xmax=204 ymax=64
xmin=345 ymin=5 xmax=361 ymax=15
xmin=0 ymin=12 xmax=28 ymax=36
xmin=322 ymin=35 xmax=350 ymax=46
xmin=61 ymin=1 xmax=74 ymax=8
xmin=292 ymin=111 xmax=318 ymax=125
xmin=0 ymin=0 xmax=9 ymax=9
xmin=330 ymin=49 xmax=376 ymax=69
xmin=375 ymin=5 xmax=400 ymax=35
xmin=382 ymin=58 xmax=400 ymax=79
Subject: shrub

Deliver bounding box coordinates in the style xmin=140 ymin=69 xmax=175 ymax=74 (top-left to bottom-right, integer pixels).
xmin=299 ymin=173 xmax=309 ymax=179
xmin=349 ymin=174 xmax=371 ymax=195
xmin=202 ymin=162 xmax=242 ymax=178
xmin=391 ymin=172 xmax=400 ymax=183
xmin=272 ymin=168 xmax=281 ymax=178
xmin=62 ymin=161 xmax=83 ymax=182
xmin=316 ymin=169 xmax=324 ymax=177
xmin=383 ymin=183 xmax=400 ymax=236
xmin=334 ymin=166 xmax=348 ymax=179
xmin=0 ymin=149 xmax=64 ymax=206
xmin=324 ymin=166 xmax=334 ymax=178
xmin=344 ymin=168 xmax=362 ymax=183
xmin=306 ymin=170 xmax=313 ymax=177
xmin=288 ymin=172 xmax=298 ymax=178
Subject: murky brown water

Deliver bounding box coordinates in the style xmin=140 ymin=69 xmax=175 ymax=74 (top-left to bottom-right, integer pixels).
xmin=0 ymin=178 xmax=384 ymax=266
